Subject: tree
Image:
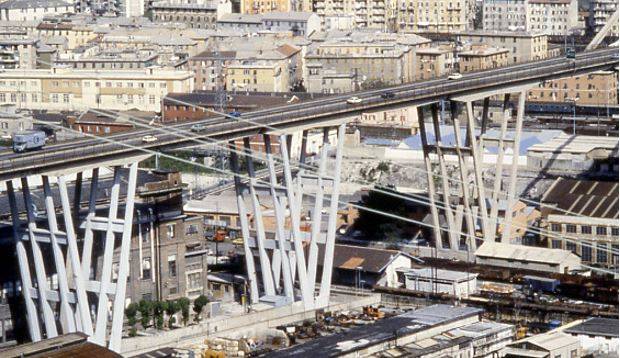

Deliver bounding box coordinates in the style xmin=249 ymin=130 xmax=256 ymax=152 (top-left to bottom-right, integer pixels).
xmin=125 ymin=302 xmax=139 ymax=336
xmin=153 ymin=301 xmax=167 ymax=330
xmin=138 ymin=299 xmax=153 ymax=329
xmin=165 ymin=300 xmax=181 ymax=328
xmin=178 ymin=297 xmax=190 ymax=326
xmin=193 ymin=295 xmax=209 ymax=322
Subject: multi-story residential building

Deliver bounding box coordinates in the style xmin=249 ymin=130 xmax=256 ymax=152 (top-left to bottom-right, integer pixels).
xmin=304 ymin=32 xmax=430 ymax=93
xmin=310 ymin=0 xmax=397 ymax=31
xmin=0 ymin=0 xmax=75 ymax=22
xmin=482 ymin=0 xmax=581 ymax=36
xmin=55 ymin=50 xmax=159 ymax=70
xmin=240 ymin=0 xmax=290 ymax=14
xmin=397 ymin=0 xmax=476 ymax=33
xmin=0 ymin=67 xmax=194 ymax=112
xmin=541 ymin=178 xmax=619 ymax=269
xmin=151 ymin=0 xmax=232 ymax=29
xmin=35 ymin=21 xmax=98 ymax=50
xmin=589 ymin=0 xmax=618 ymax=36
xmin=527 ymin=70 xmax=618 ymax=106
xmin=457 ymin=31 xmax=548 ymax=64
xmin=217 ymin=11 xmax=321 ymax=36
xmin=414 ymin=44 xmax=456 ymax=80
xmin=458 ymin=44 xmax=509 ymax=72
xmin=189 ymin=41 xmax=301 ymax=93
xmin=0 ymin=38 xmax=37 ymax=69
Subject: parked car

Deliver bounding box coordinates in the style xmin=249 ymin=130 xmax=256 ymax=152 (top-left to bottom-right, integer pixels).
xmin=347 ymin=96 xmax=363 ymax=104
xmin=12 ymin=130 xmax=46 ymax=153
xmin=141 ymin=135 xmax=158 ymax=143
xmin=448 ymin=73 xmax=463 ymax=80
xmin=229 ymin=111 xmax=242 ymax=117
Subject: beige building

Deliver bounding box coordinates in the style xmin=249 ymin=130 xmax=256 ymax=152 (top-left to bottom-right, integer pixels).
xmin=541 ymin=178 xmax=619 ymax=269
xmin=527 ymin=70 xmax=618 ymax=106
xmin=589 ymin=0 xmax=618 ymax=36
xmin=35 ymin=22 xmax=98 ymax=51
xmin=483 ymin=0 xmax=581 ymax=36
xmin=396 ymin=0 xmax=476 ymax=32
xmin=0 ymin=67 xmax=194 ymax=112
xmin=414 ymin=44 xmax=456 ymax=80
xmin=241 ymin=0 xmax=291 ymax=14
xmin=311 ymin=0 xmax=398 ymax=30
xmin=151 ymin=0 xmax=232 ymax=29
xmin=304 ymin=32 xmax=430 ymax=93
xmin=457 ymin=31 xmax=548 ymax=64
xmin=458 ymin=44 xmax=509 ymax=73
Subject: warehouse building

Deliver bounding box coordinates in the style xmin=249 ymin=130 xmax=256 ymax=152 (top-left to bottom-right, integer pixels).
xmin=475 ymin=241 xmax=582 ymax=274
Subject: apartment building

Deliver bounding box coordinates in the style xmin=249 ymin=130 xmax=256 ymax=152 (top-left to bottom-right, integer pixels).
xmin=414 ymin=44 xmax=455 ymax=80
xmin=240 ymin=0 xmax=290 ymax=14
xmin=0 ymin=0 xmax=75 ymax=22
xmin=55 ymin=51 xmax=159 ymax=70
xmin=311 ymin=0 xmax=397 ymax=31
xmin=457 ymin=31 xmax=548 ymax=64
xmin=0 ymin=67 xmax=194 ymax=112
xmin=217 ymin=12 xmax=321 ymax=36
xmin=150 ymin=0 xmax=233 ymax=29
xmin=0 ymin=38 xmax=37 ymax=69
xmin=541 ymin=178 xmax=619 ymax=269
xmin=458 ymin=44 xmax=509 ymax=73
xmin=226 ymin=59 xmax=291 ymax=92
xmin=589 ymin=0 xmax=618 ymax=36
xmin=396 ymin=0 xmax=475 ymax=33
xmin=304 ymin=32 xmax=430 ymax=93
xmin=482 ymin=0 xmax=581 ymax=36
xmin=36 ymin=21 xmax=98 ymax=50
xmin=527 ymin=71 xmax=618 ymax=106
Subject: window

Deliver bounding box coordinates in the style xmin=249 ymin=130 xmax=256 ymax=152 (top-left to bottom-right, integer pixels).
xmin=596 ymin=244 xmax=608 ymax=263
xmin=142 ymin=257 xmax=152 ymax=280
xmin=566 ymin=241 xmax=576 ymax=253
xmin=149 ymin=95 xmax=156 ymax=104
xmin=186 ymin=224 xmax=198 ymax=235
xmin=582 ymin=245 xmax=592 ymax=262
xmin=596 ymin=226 xmax=607 ymax=236
xmin=187 ymin=272 xmax=202 ymax=290
xmin=566 ymin=224 xmax=576 ymax=233
xmin=581 ymin=226 xmax=592 ymax=234
xmin=168 ymin=255 xmax=177 ymax=277
xmin=167 ymin=224 xmax=175 ymax=238
xmin=551 ymin=223 xmax=561 ymax=232
xmin=63 ymin=94 xmax=70 ymax=103
xmin=0 ymin=94 xmax=4 ymax=102
xmin=51 ymin=93 xmax=58 ymax=103
xmin=612 ymin=227 xmax=618 ymax=236
xmin=551 ymin=240 xmax=562 ymax=249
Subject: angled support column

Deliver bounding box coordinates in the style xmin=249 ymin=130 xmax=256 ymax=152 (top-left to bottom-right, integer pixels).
xmin=306 ymin=128 xmax=329 ymax=293
xmin=488 ymin=94 xmax=511 ymax=241
xmin=263 ymin=135 xmax=294 ymax=301
xmin=42 ymin=176 xmax=76 ymax=334
xmin=81 ymin=168 xmax=99 ymax=279
xmin=318 ymin=123 xmax=346 ymax=307
xmin=430 ymin=104 xmax=458 ymax=250
xmin=21 ymin=177 xmax=58 ymax=338
xmin=243 ymin=137 xmax=275 ymax=297
xmin=450 ymin=102 xmax=477 ymax=250
xmin=417 ymin=106 xmax=443 ymax=250
xmin=279 ymin=134 xmax=311 ymax=308
xmin=501 ymin=91 xmax=526 ymax=243
xmin=7 ymin=180 xmax=41 ymax=342
xmin=109 ymin=162 xmax=138 ymax=352
xmin=230 ymin=141 xmax=260 ymax=304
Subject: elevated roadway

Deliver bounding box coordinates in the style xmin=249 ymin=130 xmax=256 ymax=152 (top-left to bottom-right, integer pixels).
xmin=0 ymin=48 xmax=617 ymax=181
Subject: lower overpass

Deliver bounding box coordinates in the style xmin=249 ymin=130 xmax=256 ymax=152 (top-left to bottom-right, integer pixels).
xmin=0 ymin=47 xmax=617 ymax=181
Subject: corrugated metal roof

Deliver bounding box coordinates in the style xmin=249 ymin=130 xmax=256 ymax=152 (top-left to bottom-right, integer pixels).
xmin=542 ymin=178 xmax=619 ymax=218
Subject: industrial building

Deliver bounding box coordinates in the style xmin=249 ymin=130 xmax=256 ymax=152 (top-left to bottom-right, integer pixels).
xmin=504 ymin=331 xmax=581 ymax=358
xmin=399 ymin=267 xmax=478 ymax=298
xmin=474 ymin=241 xmax=582 ymax=274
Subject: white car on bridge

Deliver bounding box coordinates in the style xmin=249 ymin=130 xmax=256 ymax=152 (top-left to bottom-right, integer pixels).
xmin=347 ymin=96 xmax=363 ymax=104
xmin=141 ymin=135 xmax=158 ymax=143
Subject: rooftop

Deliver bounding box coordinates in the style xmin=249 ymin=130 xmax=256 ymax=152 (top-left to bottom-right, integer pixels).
xmin=268 ymin=305 xmax=482 ymax=357
xmin=541 ymin=178 xmax=619 ymax=219
xmin=563 ymin=317 xmax=619 ymax=338
xmin=0 ymin=0 xmax=72 ymax=10
xmin=475 ymin=241 xmax=578 ymax=265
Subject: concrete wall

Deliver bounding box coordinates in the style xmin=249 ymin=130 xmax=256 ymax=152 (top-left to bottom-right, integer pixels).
xmin=121 ymin=293 xmax=381 ymax=356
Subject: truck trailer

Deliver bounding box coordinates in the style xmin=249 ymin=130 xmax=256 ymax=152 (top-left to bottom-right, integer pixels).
xmin=12 ymin=130 xmax=46 ymax=153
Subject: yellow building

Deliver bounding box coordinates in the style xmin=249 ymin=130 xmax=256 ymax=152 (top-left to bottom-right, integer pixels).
xmin=241 ymin=0 xmax=290 ymax=14
xmin=397 ymin=0 xmax=475 ymax=32
xmin=458 ymin=45 xmax=509 ymax=73
xmin=36 ymin=22 xmax=97 ymax=50
xmin=414 ymin=44 xmax=456 ymax=80
xmin=226 ymin=60 xmax=290 ymax=92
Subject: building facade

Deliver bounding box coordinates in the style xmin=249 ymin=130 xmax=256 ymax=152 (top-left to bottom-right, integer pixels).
xmin=483 ymin=0 xmax=581 ymax=36
xmin=457 ymin=31 xmax=548 ymax=64
xmin=151 ymin=0 xmax=232 ymax=29
xmin=527 ymin=70 xmax=618 ymax=106
xmin=396 ymin=0 xmax=476 ymax=33
xmin=0 ymin=0 xmax=75 ymax=22
xmin=0 ymin=67 xmax=194 ymax=112
xmin=458 ymin=45 xmax=509 ymax=72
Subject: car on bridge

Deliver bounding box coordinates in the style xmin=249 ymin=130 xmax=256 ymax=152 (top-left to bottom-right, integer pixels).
xmin=347 ymin=96 xmax=363 ymax=104
xmin=381 ymin=91 xmax=395 ymax=99
xmin=141 ymin=135 xmax=158 ymax=143
xmin=190 ymin=123 xmax=205 ymax=132
xmin=448 ymin=73 xmax=463 ymax=80
xmin=229 ymin=111 xmax=242 ymax=117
